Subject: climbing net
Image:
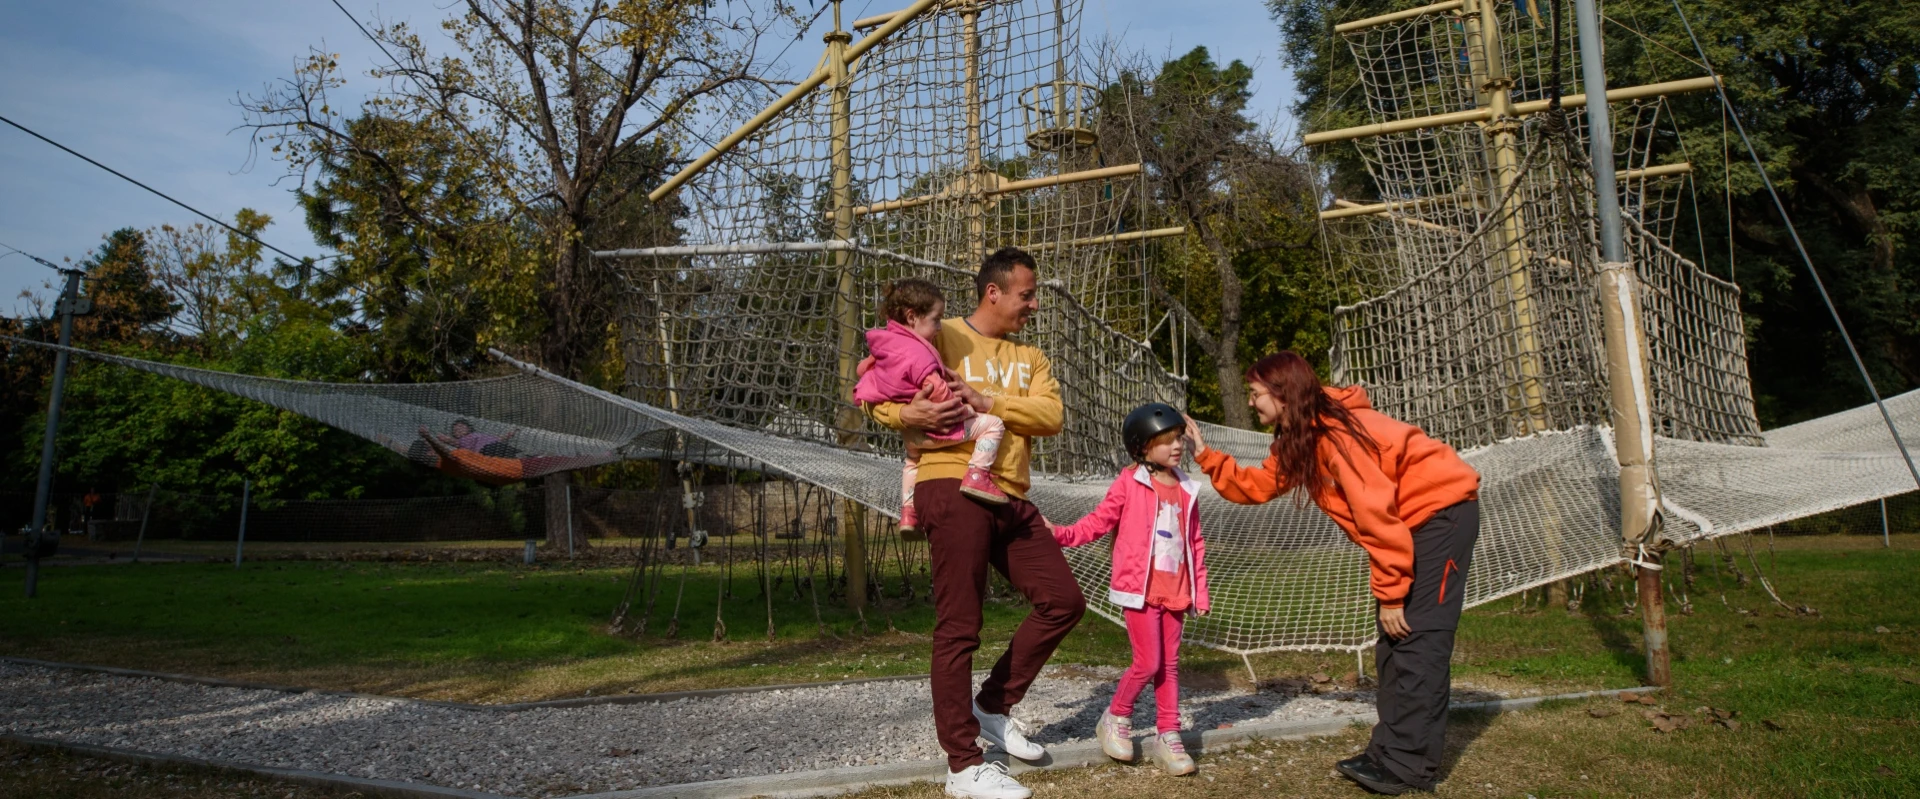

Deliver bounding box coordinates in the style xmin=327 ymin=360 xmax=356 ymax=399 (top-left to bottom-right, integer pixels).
xmin=603 ymin=0 xmax=1183 ymax=477
xmin=1319 ymin=0 xmax=1761 ymax=449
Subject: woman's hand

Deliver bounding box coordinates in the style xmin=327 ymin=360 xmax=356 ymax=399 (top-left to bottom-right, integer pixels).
xmin=1379 ymin=605 xmax=1411 ymax=640
xmin=1183 ymin=415 xmax=1209 ymax=455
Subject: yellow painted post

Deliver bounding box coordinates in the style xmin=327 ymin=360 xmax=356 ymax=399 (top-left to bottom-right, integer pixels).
xmin=825 ymin=1 xmax=868 ymax=611
xmin=1464 ymin=0 xmax=1552 ymax=436
xmin=962 ymin=3 xmax=985 ymax=260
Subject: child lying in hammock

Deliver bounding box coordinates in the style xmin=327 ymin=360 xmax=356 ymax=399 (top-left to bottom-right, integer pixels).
xmin=382 ymin=426 xmax=611 ymax=486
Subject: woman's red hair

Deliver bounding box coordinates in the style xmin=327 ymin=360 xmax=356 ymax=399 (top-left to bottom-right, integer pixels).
xmin=1245 ymin=351 xmax=1379 ymax=503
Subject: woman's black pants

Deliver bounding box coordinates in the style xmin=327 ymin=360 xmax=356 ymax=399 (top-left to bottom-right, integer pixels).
xmin=1365 ymin=498 xmax=1480 ymax=790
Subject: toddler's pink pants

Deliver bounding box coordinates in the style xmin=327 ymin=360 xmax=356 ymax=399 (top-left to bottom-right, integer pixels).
xmin=1110 ymin=603 xmax=1184 ymax=732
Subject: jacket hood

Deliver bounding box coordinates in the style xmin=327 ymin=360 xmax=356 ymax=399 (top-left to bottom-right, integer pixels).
xmin=1128 ymin=462 xmax=1199 ymax=498
xmin=1326 ymin=384 xmax=1373 ymax=412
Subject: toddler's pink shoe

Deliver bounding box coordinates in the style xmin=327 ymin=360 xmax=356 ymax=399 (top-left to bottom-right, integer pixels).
xmin=898 ymin=502 xmax=919 ymax=534
xmin=960 ymin=467 xmax=1010 ymax=505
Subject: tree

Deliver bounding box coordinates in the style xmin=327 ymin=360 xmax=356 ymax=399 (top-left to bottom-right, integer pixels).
xmin=297 ymin=114 xmax=529 ymax=382
xmin=243 ymin=0 xmax=789 ymax=380
xmin=1272 ymin=0 xmax=1920 ymax=426
xmin=1105 ymin=46 xmax=1322 ymax=428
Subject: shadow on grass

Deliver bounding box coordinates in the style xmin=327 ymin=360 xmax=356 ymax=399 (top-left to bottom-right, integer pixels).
xmin=1437 ymin=706 xmax=1498 ymax=782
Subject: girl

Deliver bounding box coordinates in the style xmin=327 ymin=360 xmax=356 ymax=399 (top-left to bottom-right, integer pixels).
xmin=853 ymin=279 xmax=1009 ymax=533
xmin=1052 ymin=402 xmax=1210 ymax=776
xmin=1185 ymin=351 xmax=1479 ymax=795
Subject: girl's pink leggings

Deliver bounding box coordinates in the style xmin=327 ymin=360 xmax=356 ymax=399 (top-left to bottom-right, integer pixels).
xmin=1110 ymin=603 xmax=1185 ymax=732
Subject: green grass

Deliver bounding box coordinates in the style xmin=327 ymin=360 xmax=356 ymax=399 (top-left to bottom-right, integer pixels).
xmin=1 ymin=534 xmax=1915 ymax=796
xmin=0 ymin=548 xmax=1140 ymax=701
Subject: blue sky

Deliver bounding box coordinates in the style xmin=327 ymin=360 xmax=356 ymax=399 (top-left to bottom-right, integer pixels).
xmin=0 ymin=0 xmax=1298 ymax=314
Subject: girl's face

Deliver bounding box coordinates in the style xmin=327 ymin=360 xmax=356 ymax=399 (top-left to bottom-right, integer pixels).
xmin=1247 ymin=381 xmax=1285 ymax=427
xmin=908 ymin=300 xmax=945 ymax=341
xmin=1143 ymin=432 xmax=1184 ymax=471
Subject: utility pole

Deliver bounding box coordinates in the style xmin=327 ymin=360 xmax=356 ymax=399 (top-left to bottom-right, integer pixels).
xmin=1574 ymin=0 xmax=1668 ymax=687
xmin=25 ymin=266 xmax=89 ymax=599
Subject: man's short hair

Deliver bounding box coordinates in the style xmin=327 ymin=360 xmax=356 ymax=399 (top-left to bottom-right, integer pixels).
xmin=976 ymin=247 xmax=1037 ymax=300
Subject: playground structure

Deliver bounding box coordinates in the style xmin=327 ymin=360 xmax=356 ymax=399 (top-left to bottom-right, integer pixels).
xmin=9 ymin=0 xmax=1919 ymax=667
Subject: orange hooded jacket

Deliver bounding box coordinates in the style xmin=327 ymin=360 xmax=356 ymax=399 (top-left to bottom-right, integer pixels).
xmin=1195 ymin=385 xmax=1479 ymax=608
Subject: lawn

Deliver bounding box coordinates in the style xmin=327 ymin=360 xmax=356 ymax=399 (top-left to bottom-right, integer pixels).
xmin=1 ymin=534 xmax=1915 ymax=797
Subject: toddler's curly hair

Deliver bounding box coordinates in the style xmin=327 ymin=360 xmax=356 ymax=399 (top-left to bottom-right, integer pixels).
xmin=879 ymin=279 xmax=945 ymax=325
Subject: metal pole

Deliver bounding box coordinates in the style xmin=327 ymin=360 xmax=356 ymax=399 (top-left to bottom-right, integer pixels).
xmin=1881 ymin=499 xmax=1891 ymax=549
xmin=25 ymin=268 xmax=84 ymax=599
xmin=566 ymin=483 xmax=575 ymax=560
xmin=1576 ymin=0 xmax=1668 ymax=687
xmin=132 ymin=484 xmax=156 ymax=564
xmin=234 ymin=479 xmax=250 ymax=568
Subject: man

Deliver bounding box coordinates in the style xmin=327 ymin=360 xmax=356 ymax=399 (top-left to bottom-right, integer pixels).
xmin=867 ymin=247 xmax=1087 ymax=799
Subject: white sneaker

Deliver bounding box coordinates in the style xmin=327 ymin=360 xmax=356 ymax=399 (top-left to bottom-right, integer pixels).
xmin=1095 ymin=710 xmax=1135 ymax=761
xmin=945 ymin=761 xmax=1032 ymax=799
xmin=973 ymin=700 xmax=1046 ymax=761
xmin=1147 ymin=729 xmax=1196 ymax=776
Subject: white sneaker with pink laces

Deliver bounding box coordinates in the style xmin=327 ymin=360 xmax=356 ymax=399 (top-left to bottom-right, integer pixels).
xmin=1148 ymin=730 xmax=1196 ymax=775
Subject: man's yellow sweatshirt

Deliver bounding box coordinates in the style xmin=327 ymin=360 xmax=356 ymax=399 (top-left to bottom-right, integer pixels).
xmin=864 ymin=318 xmax=1062 ymax=498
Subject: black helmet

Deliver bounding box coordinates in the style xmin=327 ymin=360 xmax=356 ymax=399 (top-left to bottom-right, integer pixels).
xmin=1123 ymin=403 xmax=1185 ymax=462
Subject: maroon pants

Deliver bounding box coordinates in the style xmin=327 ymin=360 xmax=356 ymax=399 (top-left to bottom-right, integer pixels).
xmin=920 ymin=478 xmax=1087 ymax=771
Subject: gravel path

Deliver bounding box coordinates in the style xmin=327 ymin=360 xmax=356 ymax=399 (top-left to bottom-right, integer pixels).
xmin=1 ymin=661 xmax=1388 ymax=798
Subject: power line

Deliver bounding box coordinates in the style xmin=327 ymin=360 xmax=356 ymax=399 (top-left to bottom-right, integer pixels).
xmin=0 ymin=241 xmax=69 ymax=273
xmin=0 ymin=113 xmax=324 ymax=269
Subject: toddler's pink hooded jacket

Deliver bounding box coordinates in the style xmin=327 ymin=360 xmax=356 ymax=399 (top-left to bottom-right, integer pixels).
xmin=1053 ymin=464 xmax=1211 ymax=613
xmin=852 ymin=320 xmax=964 ymax=441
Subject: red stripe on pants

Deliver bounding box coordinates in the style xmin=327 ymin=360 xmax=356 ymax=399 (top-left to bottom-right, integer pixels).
xmin=921 ymin=478 xmax=1088 ymax=771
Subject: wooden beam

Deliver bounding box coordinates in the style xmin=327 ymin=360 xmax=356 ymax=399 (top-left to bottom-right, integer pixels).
xmin=648 ymin=0 xmax=942 ymax=203
xmin=829 ymin=163 xmax=1142 ymax=219
xmin=1318 ymin=163 xmax=1691 ymax=221
xmin=1303 ymin=77 xmax=1722 ymax=146
xmin=1334 ymin=0 xmax=1466 ymax=33
xmin=1022 ymin=226 xmax=1187 ymax=251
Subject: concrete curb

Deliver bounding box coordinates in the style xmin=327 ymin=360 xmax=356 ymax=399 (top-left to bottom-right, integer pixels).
xmin=0 ymin=655 xmax=938 ymax=712
xmin=0 ymin=733 xmax=513 ymax=799
xmin=561 ymin=685 xmax=1662 ymax=799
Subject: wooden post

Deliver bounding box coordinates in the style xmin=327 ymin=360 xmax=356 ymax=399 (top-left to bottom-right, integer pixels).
xmin=962 ymin=2 xmax=986 ymax=260
xmin=1462 ymin=0 xmax=1552 ymax=436
xmin=1636 ymin=553 xmax=1670 ymax=686
xmin=825 ymin=1 xmax=868 ymax=611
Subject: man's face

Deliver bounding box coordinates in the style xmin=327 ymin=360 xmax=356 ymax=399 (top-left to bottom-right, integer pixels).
xmin=984 ymin=265 xmax=1040 ymax=333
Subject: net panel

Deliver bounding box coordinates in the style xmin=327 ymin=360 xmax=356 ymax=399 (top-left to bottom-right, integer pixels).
xmin=11 ymin=336 xmax=1917 ymax=652
xmin=611 ymin=0 xmax=1177 ymax=477
xmin=1319 ymin=1 xmax=1760 ymax=449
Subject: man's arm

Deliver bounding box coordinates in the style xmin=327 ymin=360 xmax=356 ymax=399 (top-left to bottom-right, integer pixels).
xmin=865 ymin=381 xmax=967 ymax=432
xmin=988 ymin=352 xmax=1062 ymax=437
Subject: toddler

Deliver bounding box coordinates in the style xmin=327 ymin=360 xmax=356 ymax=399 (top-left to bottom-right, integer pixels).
xmin=853 ymin=279 xmax=1009 ymax=533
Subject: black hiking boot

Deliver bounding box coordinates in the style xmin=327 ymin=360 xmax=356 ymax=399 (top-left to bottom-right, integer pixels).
xmin=1335 ymin=755 xmax=1415 ymax=795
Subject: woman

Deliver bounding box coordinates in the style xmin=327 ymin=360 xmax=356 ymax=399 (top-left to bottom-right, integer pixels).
xmin=1184 ymin=351 xmax=1480 ymax=795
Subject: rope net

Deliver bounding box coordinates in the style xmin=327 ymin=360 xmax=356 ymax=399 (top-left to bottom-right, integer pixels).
xmin=1320 ymin=0 xmax=1761 ymax=449
xmin=606 ymin=0 xmax=1182 ymax=477
xmin=13 ymin=334 xmax=1916 ymax=653
xmin=10 ymin=0 xmax=1913 ymax=655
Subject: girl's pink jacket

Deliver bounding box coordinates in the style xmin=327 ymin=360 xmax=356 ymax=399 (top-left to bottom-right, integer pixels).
xmin=1053 ymin=464 xmax=1211 ymax=614
xmin=852 ymin=320 xmax=944 ymax=405
xmin=852 ymin=320 xmax=965 ymax=441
